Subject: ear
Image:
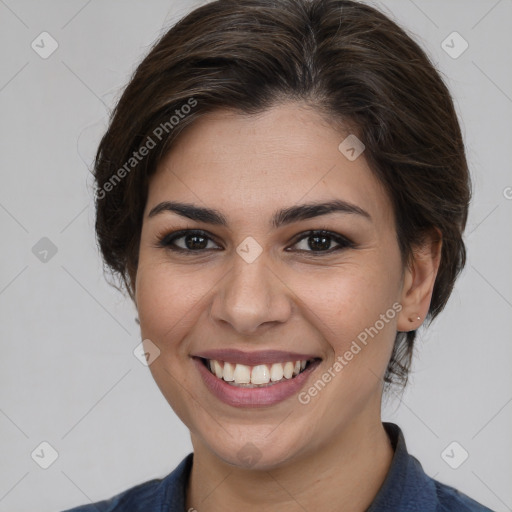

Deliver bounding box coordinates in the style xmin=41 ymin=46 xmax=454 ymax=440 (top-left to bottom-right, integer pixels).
xmin=396 ymin=228 xmax=442 ymax=332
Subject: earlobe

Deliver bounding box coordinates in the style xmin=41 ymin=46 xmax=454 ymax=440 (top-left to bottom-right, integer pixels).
xmin=397 ymin=228 xmax=442 ymax=332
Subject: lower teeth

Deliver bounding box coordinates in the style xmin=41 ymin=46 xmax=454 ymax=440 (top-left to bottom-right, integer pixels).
xmin=226 ymin=380 xmax=282 ymax=388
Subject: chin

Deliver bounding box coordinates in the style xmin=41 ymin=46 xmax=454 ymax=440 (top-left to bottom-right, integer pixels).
xmin=203 ymin=431 xmax=303 ymax=471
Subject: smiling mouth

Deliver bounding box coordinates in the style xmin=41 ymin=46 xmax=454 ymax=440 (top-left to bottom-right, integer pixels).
xmin=199 ymin=357 xmax=320 ymax=388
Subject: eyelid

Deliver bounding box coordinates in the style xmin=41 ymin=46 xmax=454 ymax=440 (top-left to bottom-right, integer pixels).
xmin=288 ymin=229 xmax=355 ymax=251
xmin=155 ymin=228 xmax=222 ymax=250
xmin=155 ymin=228 xmax=355 ymax=254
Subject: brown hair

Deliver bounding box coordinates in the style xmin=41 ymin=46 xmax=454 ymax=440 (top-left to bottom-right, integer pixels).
xmin=93 ymin=0 xmax=470 ymax=388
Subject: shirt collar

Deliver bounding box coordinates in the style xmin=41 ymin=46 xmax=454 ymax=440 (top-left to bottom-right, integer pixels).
xmin=366 ymin=422 xmax=437 ymax=512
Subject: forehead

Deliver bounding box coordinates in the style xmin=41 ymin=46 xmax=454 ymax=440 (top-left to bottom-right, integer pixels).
xmin=147 ymin=103 xmax=393 ymax=227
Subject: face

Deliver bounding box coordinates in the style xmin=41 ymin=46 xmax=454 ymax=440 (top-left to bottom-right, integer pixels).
xmin=135 ymin=103 xmax=411 ymax=470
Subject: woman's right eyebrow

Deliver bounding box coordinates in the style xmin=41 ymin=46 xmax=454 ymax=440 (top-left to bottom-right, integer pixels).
xmin=147 ymin=200 xmax=372 ymax=228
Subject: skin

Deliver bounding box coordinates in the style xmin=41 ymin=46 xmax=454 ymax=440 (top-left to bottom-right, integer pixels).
xmin=134 ymin=103 xmax=441 ymax=511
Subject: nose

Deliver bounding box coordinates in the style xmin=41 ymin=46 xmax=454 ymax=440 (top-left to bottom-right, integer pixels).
xmin=210 ymin=251 xmax=292 ymax=336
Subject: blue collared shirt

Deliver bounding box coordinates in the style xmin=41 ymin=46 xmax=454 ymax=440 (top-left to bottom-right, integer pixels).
xmin=62 ymin=422 xmax=494 ymax=511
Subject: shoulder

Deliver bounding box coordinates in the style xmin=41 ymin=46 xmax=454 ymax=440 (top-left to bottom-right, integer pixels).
xmin=433 ymin=478 xmax=495 ymax=512
xmin=61 ymin=477 xmax=163 ymax=512
xmin=373 ymin=423 xmax=495 ymax=512
xmin=60 ymin=453 xmax=193 ymax=512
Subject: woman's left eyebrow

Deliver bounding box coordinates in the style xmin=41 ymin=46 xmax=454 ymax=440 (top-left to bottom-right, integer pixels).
xmin=147 ymin=199 xmax=372 ymax=227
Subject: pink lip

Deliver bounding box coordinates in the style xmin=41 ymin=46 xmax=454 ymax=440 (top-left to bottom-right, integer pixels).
xmin=192 ymin=348 xmax=319 ymax=366
xmin=192 ymin=356 xmax=321 ymax=408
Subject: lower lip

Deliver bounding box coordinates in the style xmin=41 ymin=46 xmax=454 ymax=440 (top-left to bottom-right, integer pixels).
xmin=193 ymin=357 xmax=321 ymax=408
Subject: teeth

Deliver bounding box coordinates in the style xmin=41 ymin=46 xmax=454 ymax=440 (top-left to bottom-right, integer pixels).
xmin=270 ymin=363 xmax=284 ymax=382
xmin=204 ymin=358 xmax=312 ymax=386
xmin=212 ymin=360 xmax=223 ymax=379
xmin=283 ymin=362 xmax=294 ymax=379
xmin=233 ymin=364 xmax=251 ymax=384
xmin=223 ymin=361 xmax=235 ymax=382
xmin=251 ymin=365 xmax=270 ymax=385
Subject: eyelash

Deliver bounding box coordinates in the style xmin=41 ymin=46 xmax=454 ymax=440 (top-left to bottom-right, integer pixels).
xmin=155 ymin=229 xmax=355 ymax=256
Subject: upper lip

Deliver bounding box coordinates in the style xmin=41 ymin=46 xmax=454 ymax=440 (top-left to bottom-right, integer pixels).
xmin=192 ymin=349 xmax=321 ymax=366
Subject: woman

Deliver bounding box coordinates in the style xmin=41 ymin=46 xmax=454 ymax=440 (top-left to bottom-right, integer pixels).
xmin=64 ymin=0 xmax=493 ymax=510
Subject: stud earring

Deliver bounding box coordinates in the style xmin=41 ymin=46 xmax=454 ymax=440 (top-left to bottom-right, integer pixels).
xmin=408 ymin=314 xmax=421 ymax=323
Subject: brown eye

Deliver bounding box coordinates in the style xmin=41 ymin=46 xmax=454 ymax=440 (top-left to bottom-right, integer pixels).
xmin=156 ymin=229 xmax=354 ymax=256
xmin=157 ymin=230 xmax=222 ymax=253
xmin=289 ymin=230 xmax=354 ymax=254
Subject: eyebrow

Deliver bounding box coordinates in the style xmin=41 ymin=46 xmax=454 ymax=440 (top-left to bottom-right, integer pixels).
xmin=148 ymin=199 xmax=371 ymax=228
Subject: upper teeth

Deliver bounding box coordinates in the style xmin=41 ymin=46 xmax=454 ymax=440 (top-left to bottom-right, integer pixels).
xmin=207 ymin=359 xmax=309 ymax=386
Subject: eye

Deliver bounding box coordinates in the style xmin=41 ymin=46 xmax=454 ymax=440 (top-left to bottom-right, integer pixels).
xmin=156 ymin=229 xmax=222 ymax=253
xmin=287 ymin=230 xmax=354 ymax=254
xmin=156 ymin=228 xmax=354 ymax=255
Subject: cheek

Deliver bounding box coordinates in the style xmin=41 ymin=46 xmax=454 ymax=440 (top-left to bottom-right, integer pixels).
xmin=135 ymin=260 xmax=206 ymax=351
xmin=301 ymin=261 xmax=400 ymax=335
xmin=134 ymin=260 xmax=211 ymax=429
xmin=299 ymin=256 xmax=402 ymax=379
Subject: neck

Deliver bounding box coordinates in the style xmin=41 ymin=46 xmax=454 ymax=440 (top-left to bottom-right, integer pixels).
xmin=186 ymin=416 xmax=394 ymax=511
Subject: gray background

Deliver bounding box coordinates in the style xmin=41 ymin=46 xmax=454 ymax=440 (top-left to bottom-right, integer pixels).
xmin=0 ymin=1 xmax=511 ymax=511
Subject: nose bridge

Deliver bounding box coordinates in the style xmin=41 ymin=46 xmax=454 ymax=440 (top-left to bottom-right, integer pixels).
xmin=211 ymin=250 xmax=291 ymax=334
